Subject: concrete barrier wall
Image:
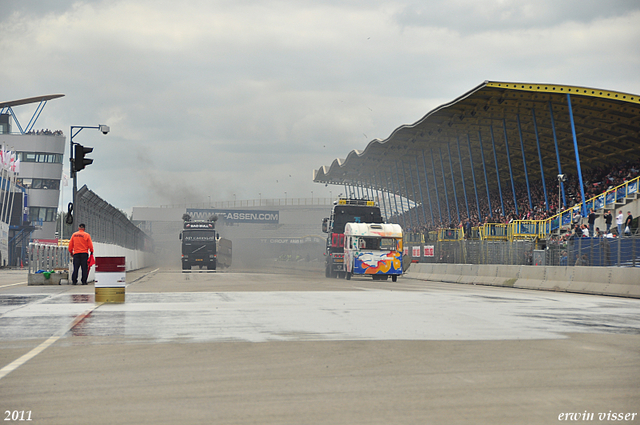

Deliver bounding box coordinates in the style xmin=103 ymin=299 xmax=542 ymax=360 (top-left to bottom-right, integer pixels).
xmin=407 ymin=263 xmax=640 ymax=298
xmin=79 ymin=243 xmax=155 ymax=281
xmin=93 ymin=243 xmax=155 ymax=272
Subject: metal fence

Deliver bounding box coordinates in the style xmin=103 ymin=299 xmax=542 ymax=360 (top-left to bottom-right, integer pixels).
xmin=405 ymin=236 xmax=640 ymax=267
xmin=75 ymin=185 xmax=153 ymax=251
xmin=28 ymin=243 xmax=70 ymax=273
xmin=160 ymin=197 xmax=335 ymax=209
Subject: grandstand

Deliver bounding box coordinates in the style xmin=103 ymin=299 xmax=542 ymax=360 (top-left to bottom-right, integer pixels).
xmin=313 ymin=81 xmax=640 ymax=267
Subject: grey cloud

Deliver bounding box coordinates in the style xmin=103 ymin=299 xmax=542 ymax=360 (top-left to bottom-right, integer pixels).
xmin=393 ymin=0 xmax=640 ymax=33
xmin=2 ymin=0 xmax=639 ymax=211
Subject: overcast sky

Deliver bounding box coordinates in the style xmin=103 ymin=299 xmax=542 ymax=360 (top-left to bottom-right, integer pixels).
xmin=2 ymin=0 xmax=639 ymax=213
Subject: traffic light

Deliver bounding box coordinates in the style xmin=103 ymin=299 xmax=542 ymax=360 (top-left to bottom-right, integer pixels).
xmin=74 ymin=143 xmax=93 ymax=172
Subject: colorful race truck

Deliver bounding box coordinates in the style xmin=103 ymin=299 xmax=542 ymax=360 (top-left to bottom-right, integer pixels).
xmin=343 ymin=222 xmax=403 ymax=282
xmin=322 ymin=198 xmax=383 ymax=278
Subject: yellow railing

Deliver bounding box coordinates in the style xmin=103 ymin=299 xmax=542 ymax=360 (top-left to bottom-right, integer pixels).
xmin=508 ymin=220 xmax=540 ymax=241
xmin=480 ymin=223 xmax=508 ymax=241
xmin=404 ymin=175 xmax=638 ymax=243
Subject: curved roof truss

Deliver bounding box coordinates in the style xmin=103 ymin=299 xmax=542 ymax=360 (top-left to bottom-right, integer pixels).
xmin=313 ymin=81 xmax=640 ymax=221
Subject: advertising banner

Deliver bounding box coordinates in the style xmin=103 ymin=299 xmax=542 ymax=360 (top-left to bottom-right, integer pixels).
xmin=187 ymin=208 xmax=279 ymax=224
xmin=424 ymin=245 xmax=435 ymax=257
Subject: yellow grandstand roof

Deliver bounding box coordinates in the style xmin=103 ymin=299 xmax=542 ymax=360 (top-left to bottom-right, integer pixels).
xmin=313 ymin=81 xmax=640 ymax=201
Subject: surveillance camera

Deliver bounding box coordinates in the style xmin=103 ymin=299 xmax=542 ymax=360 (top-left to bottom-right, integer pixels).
xmin=99 ymin=125 xmax=110 ymax=135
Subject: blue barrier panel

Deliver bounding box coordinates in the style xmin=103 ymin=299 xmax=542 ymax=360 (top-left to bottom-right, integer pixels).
xmin=606 ymin=191 xmax=615 ymax=204
xmin=569 ymin=238 xmax=639 ymax=267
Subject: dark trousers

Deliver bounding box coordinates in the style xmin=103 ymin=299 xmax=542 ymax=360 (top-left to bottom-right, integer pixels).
xmin=72 ymin=253 xmax=89 ymax=285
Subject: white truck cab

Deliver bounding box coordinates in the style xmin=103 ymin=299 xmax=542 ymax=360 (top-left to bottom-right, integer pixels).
xmin=344 ymin=222 xmax=403 ymax=281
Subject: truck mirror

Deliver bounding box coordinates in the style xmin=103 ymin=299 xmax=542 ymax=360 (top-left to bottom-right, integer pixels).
xmin=179 ymin=233 xmax=182 ymax=240
xmin=322 ymin=218 xmax=329 ymax=233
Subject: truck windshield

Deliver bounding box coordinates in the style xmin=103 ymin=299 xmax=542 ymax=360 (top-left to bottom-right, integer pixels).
xmin=332 ymin=206 xmax=383 ymax=233
xmin=357 ymin=237 xmax=397 ymax=251
xmin=379 ymin=238 xmax=397 ymax=251
xmin=183 ymin=230 xmax=216 ymax=242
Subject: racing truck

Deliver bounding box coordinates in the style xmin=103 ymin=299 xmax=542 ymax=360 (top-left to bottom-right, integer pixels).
xmin=321 ymin=198 xmax=383 ymax=278
xmin=344 ymin=222 xmax=403 ymax=282
xmin=179 ymin=218 xmax=232 ymax=271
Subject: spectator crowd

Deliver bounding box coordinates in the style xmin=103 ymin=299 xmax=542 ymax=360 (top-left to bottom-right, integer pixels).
xmin=25 ymin=129 xmax=64 ymax=136
xmin=390 ymin=160 xmax=640 ymax=235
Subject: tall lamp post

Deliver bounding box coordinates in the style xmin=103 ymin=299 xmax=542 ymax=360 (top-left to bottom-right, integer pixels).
xmin=69 ymin=124 xmax=109 ymax=227
xmin=557 ymin=174 xmax=566 ymax=216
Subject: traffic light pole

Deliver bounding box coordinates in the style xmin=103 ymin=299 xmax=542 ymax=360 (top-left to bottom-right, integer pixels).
xmin=69 ymin=125 xmax=108 ymax=227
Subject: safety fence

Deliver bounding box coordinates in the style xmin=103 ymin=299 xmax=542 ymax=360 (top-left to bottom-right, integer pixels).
xmin=75 ymin=185 xmax=153 ymax=251
xmin=404 ymin=235 xmax=640 ymax=268
xmin=161 ymin=197 xmax=335 ymax=209
xmin=28 ymin=243 xmax=70 ymax=273
xmin=407 ymin=209 xmax=637 ymax=244
xmin=407 ymin=223 xmax=540 ymax=243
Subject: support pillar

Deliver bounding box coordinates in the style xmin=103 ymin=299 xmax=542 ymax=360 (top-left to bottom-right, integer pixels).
xmin=478 ymin=131 xmax=492 ymax=218
xmin=549 ymin=101 xmax=566 ymax=209
xmin=532 ymin=108 xmax=549 ymax=211
xmin=467 ymin=134 xmax=481 ymax=222
xmin=430 ymin=149 xmax=443 ymax=225
xmin=516 ymin=114 xmax=533 ymax=211
xmin=502 ymin=119 xmax=518 ymax=216
xmin=421 ymin=150 xmax=436 ymax=226
xmin=447 ymin=143 xmax=460 ymax=223
xmin=567 ymin=94 xmax=587 ymax=217
xmin=456 ymin=136 xmax=470 ymax=220
xmin=489 ymin=125 xmax=505 ymax=217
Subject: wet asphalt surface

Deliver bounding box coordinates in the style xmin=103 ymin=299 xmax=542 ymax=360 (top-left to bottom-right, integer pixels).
xmin=1 ymin=268 xmax=639 ymax=344
xmin=0 ymin=266 xmax=639 ymax=424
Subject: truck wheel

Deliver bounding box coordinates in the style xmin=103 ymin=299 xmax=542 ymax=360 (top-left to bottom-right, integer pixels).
xmin=392 ymin=275 xmax=397 ymax=282
xmin=346 ymin=272 xmax=352 ymax=280
xmin=325 ymin=266 xmax=331 ymax=278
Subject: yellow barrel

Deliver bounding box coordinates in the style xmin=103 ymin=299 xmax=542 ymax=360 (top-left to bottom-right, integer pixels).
xmin=95 ymin=287 xmax=125 ymax=303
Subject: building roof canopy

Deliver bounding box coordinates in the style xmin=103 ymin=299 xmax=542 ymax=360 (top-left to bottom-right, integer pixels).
xmin=313 ymin=81 xmax=640 ymax=200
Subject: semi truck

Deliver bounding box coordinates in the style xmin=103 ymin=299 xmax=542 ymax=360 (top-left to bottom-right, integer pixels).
xmin=321 ymin=198 xmax=383 ymax=278
xmin=179 ymin=218 xmax=232 ymax=271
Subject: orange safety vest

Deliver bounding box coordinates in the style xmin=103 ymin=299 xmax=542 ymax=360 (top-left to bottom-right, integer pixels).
xmin=68 ymin=229 xmax=94 ymax=254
